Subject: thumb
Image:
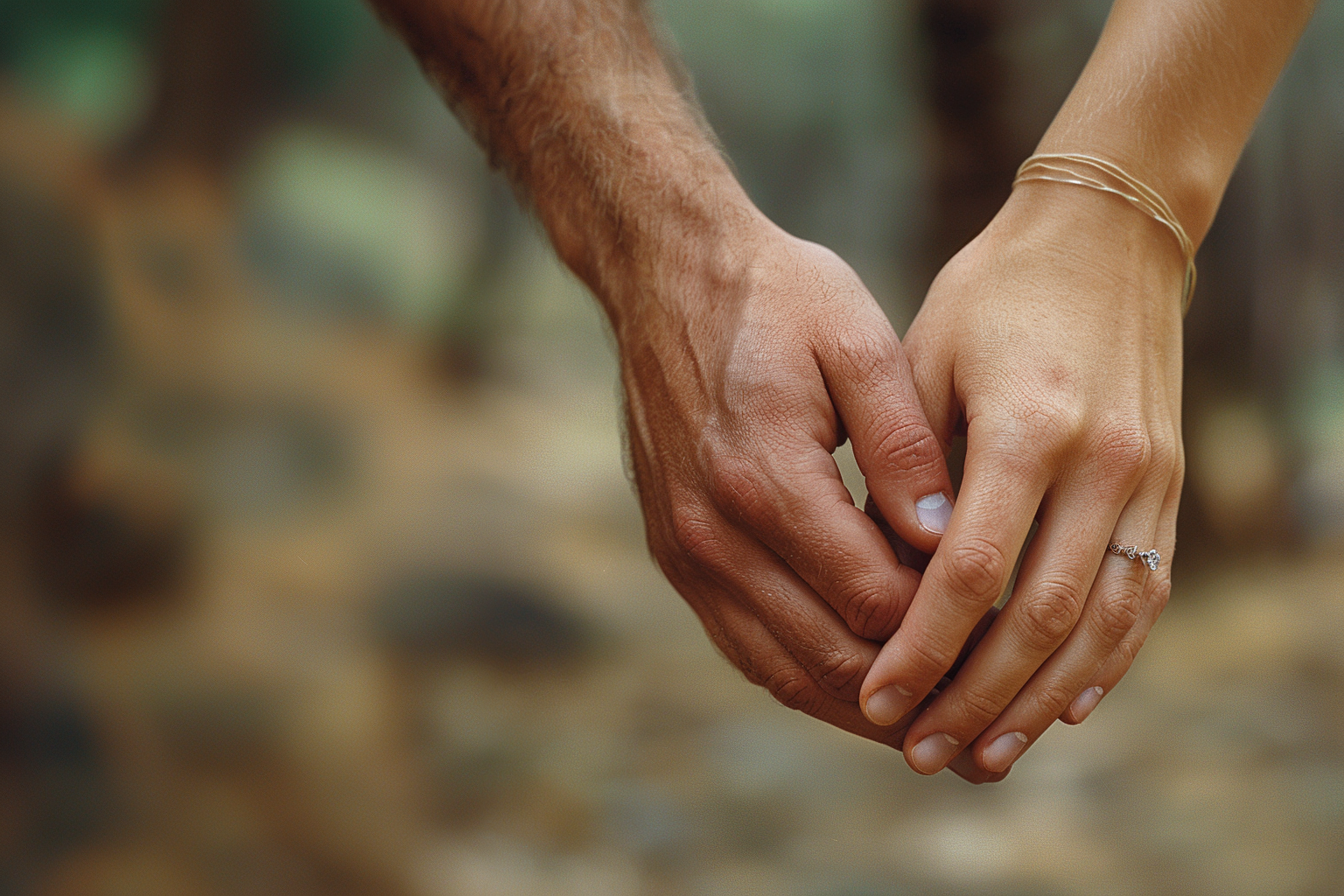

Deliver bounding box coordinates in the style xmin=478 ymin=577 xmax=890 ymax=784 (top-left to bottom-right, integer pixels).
xmin=864 ymin=495 xmax=931 ymax=573
xmin=822 ymin=324 xmax=954 ymax=556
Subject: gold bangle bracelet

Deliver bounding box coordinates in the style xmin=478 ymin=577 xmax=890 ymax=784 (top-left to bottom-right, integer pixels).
xmin=1013 ymin=153 xmax=1197 ymax=315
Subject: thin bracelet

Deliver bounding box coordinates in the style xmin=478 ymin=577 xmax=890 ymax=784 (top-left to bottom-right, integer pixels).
xmin=1013 ymin=153 xmax=1196 ymax=315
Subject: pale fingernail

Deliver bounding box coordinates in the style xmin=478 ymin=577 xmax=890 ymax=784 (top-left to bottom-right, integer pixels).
xmin=1068 ymin=686 xmax=1105 ymax=723
xmin=910 ymin=732 xmax=960 ymax=774
xmin=983 ymin=731 xmax=1029 ymax=773
xmin=915 ymin=493 xmax=952 ymax=535
xmin=863 ymin=684 xmax=913 ymax=726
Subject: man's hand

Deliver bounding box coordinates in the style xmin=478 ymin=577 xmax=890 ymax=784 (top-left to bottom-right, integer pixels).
xmin=618 ymin=212 xmax=958 ymax=749
xmin=368 ymin=0 xmax=964 ymax=758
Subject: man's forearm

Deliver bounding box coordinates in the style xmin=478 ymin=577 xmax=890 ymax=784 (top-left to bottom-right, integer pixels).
xmin=367 ymin=0 xmax=973 ymax=771
xmin=368 ymin=0 xmax=753 ymax=335
xmin=1038 ymin=0 xmax=1317 ymax=245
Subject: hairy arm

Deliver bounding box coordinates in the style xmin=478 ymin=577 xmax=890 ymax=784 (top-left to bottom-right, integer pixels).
xmin=859 ymin=0 xmax=1318 ymax=780
xmin=374 ymin=1 xmax=722 ymax=315
xmin=370 ymin=0 xmax=969 ymax=765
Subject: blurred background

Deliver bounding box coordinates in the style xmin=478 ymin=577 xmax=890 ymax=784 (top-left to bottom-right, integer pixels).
xmin=1 ymin=0 xmax=1342 ymax=893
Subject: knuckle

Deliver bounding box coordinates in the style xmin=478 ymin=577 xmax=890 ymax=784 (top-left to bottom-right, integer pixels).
xmin=703 ymin=450 xmax=777 ymax=530
xmin=952 ymin=682 xmax=1008 ymax=727
xmin=1029 ymin=680 xmax=1077 ymax=717
xmin=1014 ymin=579 xmax=1085 ymax=651
xmin=763 ymin=666 xmax=826 ymax=716
xmin=868 ymin=415 xmax=943 ymax=479
xmin=1114 ymin=632 xmax=1143 ymax=667
xmin=844 ymin=579 xmax=900 ymax=641
xmin=1093 ymin=581 xmax=1143 ymax=640
xmin=901 ymin=633 xmax=957 ymax=683
xmin=1094 ymin=422 xmax=1152 ymax=481
xmin=809 ymin=649 xmax=869 ymax=701
xmin=667 ymin=504 xmax=731 ymax=574
xmin=940 ymin=536 xmax=1010 ymax=606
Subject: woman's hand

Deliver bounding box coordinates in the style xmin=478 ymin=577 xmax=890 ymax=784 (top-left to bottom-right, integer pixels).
xmin=858 ymin=182 xmax=1185 ymax=780
xmin=856 ymin=0 xmax=1315 ymax=782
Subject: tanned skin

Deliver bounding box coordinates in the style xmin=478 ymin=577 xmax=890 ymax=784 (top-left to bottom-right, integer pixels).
xmin=369 ymin=0 xmax=1317 ymax=782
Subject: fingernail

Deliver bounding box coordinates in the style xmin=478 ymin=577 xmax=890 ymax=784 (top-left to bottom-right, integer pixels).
xmin=910 ymin=732 xmax=960 ymax=774
xmin=982 ymin=731 xmax=1029 ymax=773
xmin=915 ymin=493 xmax=952 ymax=535
xmin=863 ymin=684 xmax=913 ymax=726
xmin=1068 ymin=686 xmax=1105 ymax=723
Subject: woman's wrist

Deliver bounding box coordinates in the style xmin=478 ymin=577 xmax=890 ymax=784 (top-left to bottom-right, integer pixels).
xmin=1029 ymin=0 xmax=1318 ymax=252
xmin=983 ymin=179 xmax=1189 ymax=319
xmin=1028 ymin=135 xmax=1221 ymax=255
xmin=1012 ymin=153 xmax=1197 ymax=313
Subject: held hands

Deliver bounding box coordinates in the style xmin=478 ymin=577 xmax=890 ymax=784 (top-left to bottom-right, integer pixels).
xmin=617 ymin=185 xmax=1184 ymax=781
xmin=616 ymin=213 xmax=974 ymax=761
xmin=373 ymin=0 xmax=1301 ymax=787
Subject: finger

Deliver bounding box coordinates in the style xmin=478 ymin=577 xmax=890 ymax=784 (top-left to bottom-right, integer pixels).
xmin=900 ymin=308 xmax=961 ymax=449
xmin=667 ymin=501 xmax=885 ymax=702
xmin=859 ymin=424 xmax=1048 ymax=729
xmin=948 ymin=750 xmax=1011 ymax=784
xmin=819 ymin=319 xmax=954 ymax=556
xmin=904 ymin=641 xmax=1013 ymax=784
xmin=674 ymin=536 xmax=1000 ymax=761
xmin=958 ymin=563 xmax=1171 ymax=775
xmin=693 ymin=583 xmax=930 ymax=750
xmin=865 ymin=495 xmax=931 ymax=573
xmin=1058 ymin=470 xmax=1180 ymax=725
xmin=1060 ymin=568 xmax=1170 ymax=723
xmin=902 ymin=677 xmax=1003 ymax=783
xmin=895 ymin=480 xmax=1125 ymax=774
xmin=705 ymin=443 xmax=922 ymax=641
xmin=704 ymin=582 xmax=1015 ymax=778
xmin=966 ymin=474 xmax=1177 ymax=773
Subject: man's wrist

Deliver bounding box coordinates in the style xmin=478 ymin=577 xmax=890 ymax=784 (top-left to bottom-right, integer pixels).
xmin=531 ymin=134 xmax=768 ymax=343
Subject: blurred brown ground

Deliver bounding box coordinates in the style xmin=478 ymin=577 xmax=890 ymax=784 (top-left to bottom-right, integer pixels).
xmin=1 ymin=0 xmax=1343 ymax=894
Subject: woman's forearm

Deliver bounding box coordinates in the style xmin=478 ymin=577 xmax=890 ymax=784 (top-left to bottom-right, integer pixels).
xmin=1037 ymin=0 xmax=1317 ymax=246
xmin=858 ymin=0 xmax=1317 ymax=781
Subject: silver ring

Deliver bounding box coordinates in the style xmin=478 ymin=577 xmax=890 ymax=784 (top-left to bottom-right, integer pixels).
xmin=1108 ymin=542 xmax=1160 ymax=571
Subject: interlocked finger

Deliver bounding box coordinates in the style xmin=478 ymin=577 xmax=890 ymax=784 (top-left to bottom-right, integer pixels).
xmin=858 ymin=431 xmax=1051 ymax=736
xmin=893 ymin=485 xmax=1123 ymax=775
xmin=688 ymin=576 xmax=926 ymax=752
xmin=703 ymin=441 xmax=922 ymax=641
xmin=664 ymin=500 xmax=887 ymax=703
